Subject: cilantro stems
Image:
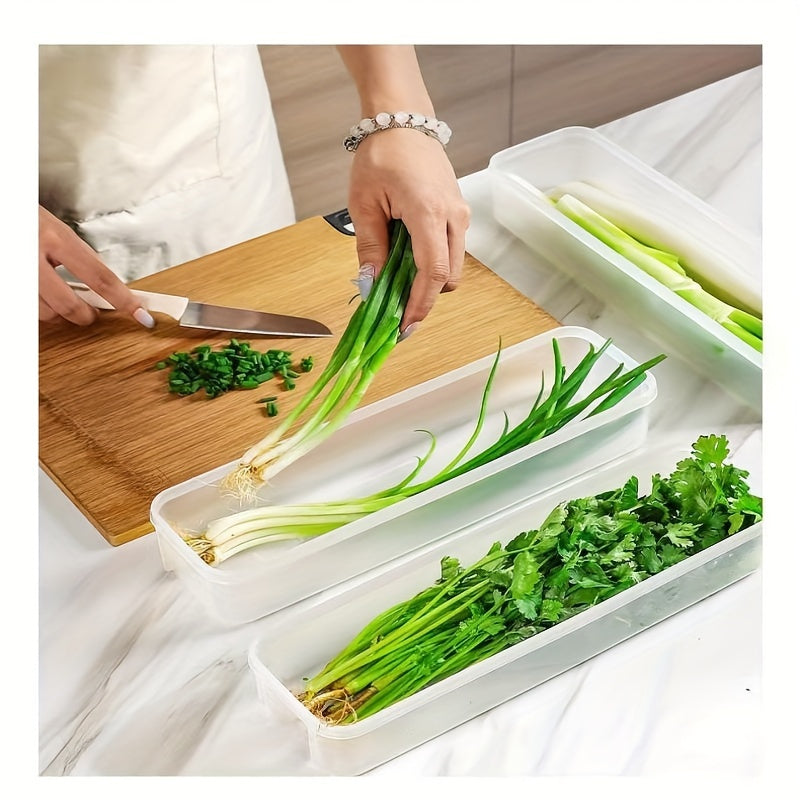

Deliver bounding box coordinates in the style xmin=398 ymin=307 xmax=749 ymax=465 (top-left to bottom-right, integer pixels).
xmin=297 ymin=434 xmax=763 ymax=724
xmin=186 ymin=337 xmax=666 ymax=565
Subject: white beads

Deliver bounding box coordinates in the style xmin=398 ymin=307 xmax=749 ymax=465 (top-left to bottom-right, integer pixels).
xmin=435 ymin=120 xmax=452 ymax=145
xmin=343 ymin=112 xmax=452 ymax=152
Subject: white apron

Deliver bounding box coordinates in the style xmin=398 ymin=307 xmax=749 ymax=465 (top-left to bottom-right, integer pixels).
xmin=39 ymin=45 xmax=296 ymax=281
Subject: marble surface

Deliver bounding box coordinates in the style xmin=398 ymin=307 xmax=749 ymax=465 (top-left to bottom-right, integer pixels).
xmin=39 ymin=67 xmax=766 ymax=781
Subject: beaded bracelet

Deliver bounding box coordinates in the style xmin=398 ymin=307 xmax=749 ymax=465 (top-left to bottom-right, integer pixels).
xmin=343 ymin=112 xmax=452 ymax=152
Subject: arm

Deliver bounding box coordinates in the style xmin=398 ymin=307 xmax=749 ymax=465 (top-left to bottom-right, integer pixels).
xmin=336 ymin=45 xmax=470 ymax=337
xmin=39 ymin=205 xmax=154 ymax=328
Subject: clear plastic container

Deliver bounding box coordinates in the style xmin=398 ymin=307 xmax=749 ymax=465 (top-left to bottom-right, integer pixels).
xmin=248 ymin=427 xmax=762 ymax=776
xmin=152 ymin=326 xmax=658 ymax=624
xmin=487 ymin=126 xmax=762 ymax=412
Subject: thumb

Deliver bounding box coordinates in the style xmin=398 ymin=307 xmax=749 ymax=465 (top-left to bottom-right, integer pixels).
xmin=352 ymin=207 xmax=390 ymax=282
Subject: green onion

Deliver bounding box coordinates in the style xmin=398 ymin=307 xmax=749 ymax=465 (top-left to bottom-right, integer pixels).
xmin=222 ymin=220 xmax=416 ymax=498
xmin=185 ymin=337 xmax=666 ymax=565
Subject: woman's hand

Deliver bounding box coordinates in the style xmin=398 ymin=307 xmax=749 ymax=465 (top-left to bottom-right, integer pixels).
xmin=336 ymin=45 xmax=470 ymax=338
xmin=347 ymin=127 xmax=470 ymax=337
xmin=39 ymin=205 xmax=154 ymax=327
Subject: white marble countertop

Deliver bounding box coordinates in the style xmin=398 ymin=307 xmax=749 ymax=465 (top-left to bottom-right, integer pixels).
xmin=39 ymin=67 xmax=766 ymax=781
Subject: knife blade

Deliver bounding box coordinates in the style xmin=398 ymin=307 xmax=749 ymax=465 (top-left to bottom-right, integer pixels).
xmin=67 ymin=282 xmax=333 ymax=338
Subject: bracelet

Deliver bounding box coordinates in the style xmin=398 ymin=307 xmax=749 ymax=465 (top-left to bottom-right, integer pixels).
xmin=343 ymin=111 xmax=452 ymax=152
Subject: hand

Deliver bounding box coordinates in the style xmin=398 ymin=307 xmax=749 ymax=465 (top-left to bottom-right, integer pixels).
xmin=39 ymin=205 xmax=154 ymax=328
xmin=347 ymin=128 xmax=470 ymax=336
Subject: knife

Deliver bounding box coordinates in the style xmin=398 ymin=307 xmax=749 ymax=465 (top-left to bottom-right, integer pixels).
xmin=67 ymin=282 xmax=333 ymax=338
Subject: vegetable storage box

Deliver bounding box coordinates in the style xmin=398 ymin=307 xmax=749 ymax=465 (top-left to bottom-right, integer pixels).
xmin=248 ymin=426 xmax=762 ymax=776
xmin=152 ymin=326 xmax=659 ymax=624
xmin=487 ymin=126 xmax=762 ymax=412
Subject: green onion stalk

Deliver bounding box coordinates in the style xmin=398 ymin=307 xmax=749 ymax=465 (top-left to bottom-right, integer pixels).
xmin=552 ymin=194 xmax=762 ymax=352
xmin=185 ymin=334 xmax=666 ymax=565
xmin=222 ymin=221 xmax=416 ymax=500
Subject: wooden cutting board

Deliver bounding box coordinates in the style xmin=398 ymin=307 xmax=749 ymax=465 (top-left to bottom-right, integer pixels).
xmin=39 ymin=216 xmax=560 ymax=545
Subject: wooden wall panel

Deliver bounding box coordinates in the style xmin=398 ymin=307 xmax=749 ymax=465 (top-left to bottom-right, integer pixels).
xmin=258 ymin=45 xmax=762 ymax=222
xmin=415 ymin=45 xmax=512 ymax=177
xmin=259 ymin=45 xmax=357 ymax=221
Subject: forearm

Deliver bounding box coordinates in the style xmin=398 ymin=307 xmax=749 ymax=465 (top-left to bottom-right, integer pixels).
xmin=336 ymin=45 xmax=435 ymax=117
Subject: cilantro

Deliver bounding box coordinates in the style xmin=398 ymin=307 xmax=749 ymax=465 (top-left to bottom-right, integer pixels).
xmin=510 ymin=551 xmax=542 ymax=599
xmin=439 ymin=555 xmax=462 ymax=583
xmin=301 ymin=434 xmax=762 ymax=724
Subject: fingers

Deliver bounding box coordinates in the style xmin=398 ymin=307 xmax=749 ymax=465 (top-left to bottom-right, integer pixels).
xmin=38 ymin=295 xmax=60 ymax=324
xmin=39 ymin=255 xmax=98 ymax=326
xmin=400 ymin=216 xmax=452 ymax=333
xmin=343 ymin=128 xmax=470 ymax=336
xmin=53 ymin=231 xmax=148 ymax=320
xmin=401 ymin=202 xmax=470 ymax=334
xmin=350 ymin=205 xmax=390 ymax=287
xmin=38 ymin=205 xmax=155 ymax=328
xmin=445 ymin=212 xmax=468 ymax=293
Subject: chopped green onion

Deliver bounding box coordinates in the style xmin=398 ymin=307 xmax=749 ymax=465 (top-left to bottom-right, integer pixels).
xmin=155 ymin=340 xmax=315 ymax=399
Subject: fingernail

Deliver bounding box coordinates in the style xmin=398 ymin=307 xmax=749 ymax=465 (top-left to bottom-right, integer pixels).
xmin=398 ymin=322 xmax=418 ymax=342
xmin=133 ymin=307 xmax=156 ymax=328
xmin=353 ymin=263 xmax=375 ymax=301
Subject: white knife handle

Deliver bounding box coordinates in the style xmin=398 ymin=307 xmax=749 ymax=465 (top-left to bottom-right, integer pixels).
xmin=66 ymin=282 xmax=189 ymax=321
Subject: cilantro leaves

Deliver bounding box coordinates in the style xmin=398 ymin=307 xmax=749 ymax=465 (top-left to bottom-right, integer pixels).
xmin=301 ymin=434 xmax=762 ymax=723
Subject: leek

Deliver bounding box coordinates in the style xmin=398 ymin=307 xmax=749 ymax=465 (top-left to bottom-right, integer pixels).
xmin=552 ymin=193 xmax=762 ymax=352
xmin=548 ymin=180 xmax=762 ymax=317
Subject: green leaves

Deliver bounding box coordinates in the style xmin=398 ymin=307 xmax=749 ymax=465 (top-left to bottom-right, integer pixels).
xmin=300 ymin=434 xmax=763 ymax=725
xmin=692 ymin=433 xmax=730 ymax=465
xmin=439 ymin=556 xmax=462 ymax=583
xmin=511 ymin=551 xmax=543 ymax=621
xmin=665 ymin=522 xmax=697 ymax=549
xmin=511 ymin=551 xmax=542 ymax=597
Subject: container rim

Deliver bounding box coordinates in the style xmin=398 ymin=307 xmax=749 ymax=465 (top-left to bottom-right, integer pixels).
xmin=488 ymin=124 xmax=761 ymax=249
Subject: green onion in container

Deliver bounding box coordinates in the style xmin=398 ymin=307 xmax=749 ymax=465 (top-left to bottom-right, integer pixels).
xmin=185 ymin=337 xmax=666 ymax=565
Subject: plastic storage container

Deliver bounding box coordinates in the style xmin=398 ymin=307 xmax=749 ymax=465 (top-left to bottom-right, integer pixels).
xmin=152 ymin=326 xmax=658 ymax=624
xmin=248 ymin=427 xmax=762 ymax=776
xmin=487 ymin=126 xmax=762 ymax=412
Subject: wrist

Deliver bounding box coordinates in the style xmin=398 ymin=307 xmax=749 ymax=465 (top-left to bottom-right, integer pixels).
xmin=359 ymin=93 xmax=434 ymax=119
